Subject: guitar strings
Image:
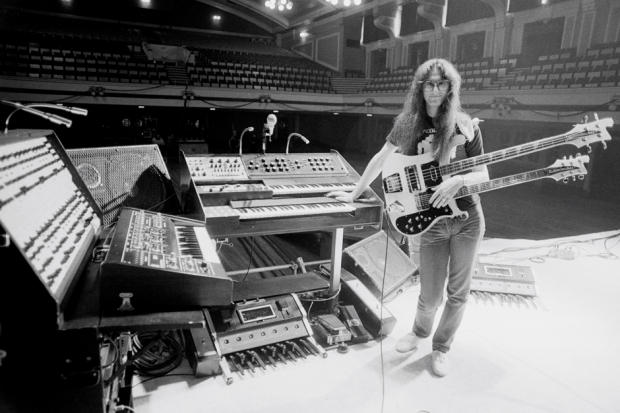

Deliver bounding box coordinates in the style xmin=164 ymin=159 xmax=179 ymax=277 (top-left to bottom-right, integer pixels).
xmin=408 ymin=130 xmax=589 ymax=185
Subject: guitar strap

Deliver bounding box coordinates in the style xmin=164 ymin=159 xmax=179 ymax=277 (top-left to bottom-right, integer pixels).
xmin=455 ymin=115 xmax=475 ymax=142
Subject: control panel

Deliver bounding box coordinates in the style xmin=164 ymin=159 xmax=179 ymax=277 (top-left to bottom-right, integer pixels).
xmin=242 ymin=153 xmax=349 ymax=177
xmin=206 ymin=294 xmax=313 ymax=355
xmin=0 ymin=132 xmax=101 ymax=301
xmin=185 ymin=155 xmax=249 ymax=182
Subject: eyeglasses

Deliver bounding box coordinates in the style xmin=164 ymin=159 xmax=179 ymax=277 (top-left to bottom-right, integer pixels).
xmin=419 ymin=80 xmax=451 ymax=92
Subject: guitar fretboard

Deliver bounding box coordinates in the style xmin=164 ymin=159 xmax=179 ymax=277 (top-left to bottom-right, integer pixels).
xmin=439 ymin=130 xmax=590 ymax=176
xmin=414 ymin=161 xmax=585 ymax=209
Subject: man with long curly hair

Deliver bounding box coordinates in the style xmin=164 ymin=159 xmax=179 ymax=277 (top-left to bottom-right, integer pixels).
xmin=328 ymin=58 xmax=489 ymax=376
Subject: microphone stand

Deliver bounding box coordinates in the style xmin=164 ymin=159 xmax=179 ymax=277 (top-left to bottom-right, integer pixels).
xmin=2 ymin=100 xmax=86 ymax=133
xmin=261 ymin=124 xmax=270 ymax=155
xmin=238 ymin=126 xmax=254 ymax=156
xmin=286 ymin=133 xmax=310 ymax=154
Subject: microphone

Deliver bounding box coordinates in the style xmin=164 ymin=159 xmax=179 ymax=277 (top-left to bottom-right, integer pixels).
xmin=24 ymin=103 xmax=88 ymax=116
xmin=2 ymin=100 xmax=75 ymax=133
xmin=266 ymin=114 xmax=277 ymax=136
xmin=239 ymin=126 xmax=254 ymax=156
xmin=286 ymin=133 xmax=310 ymax=154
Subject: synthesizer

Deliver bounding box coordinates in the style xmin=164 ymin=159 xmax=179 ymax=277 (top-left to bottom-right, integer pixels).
xmin=0 ymin=129 xmax=102 ymax=318
xmin=180 ymin=151 xmax=383 ymax=238
xmin=100 ymin=207 xmax=233 ymax=312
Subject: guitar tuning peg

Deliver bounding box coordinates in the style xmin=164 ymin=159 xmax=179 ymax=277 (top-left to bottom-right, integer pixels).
xmin=572 ymin=176 xmax=577 ymax=181
xmin=562 ymin=178 xmax=569 ymax=184
xmin=576 ymin=152 xmax=581 ymax=157
xmin=583 ymin=115 xmax=588 ymax=123
xmin=602 ymin=141 xmax=608 ymax=150
xmin=594 ymin=113 xmax=599 ymax=121
xmin=578 ymin=175 xmax=585 ymax=180
xmin=587 ymin=145 xmax=592 ymax=153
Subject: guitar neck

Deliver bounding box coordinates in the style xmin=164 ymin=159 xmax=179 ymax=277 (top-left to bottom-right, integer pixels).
xmin=440 ymin=130 xmax=588 ymax=175
xmin=455 ymin=169 xmax=559 ymax=198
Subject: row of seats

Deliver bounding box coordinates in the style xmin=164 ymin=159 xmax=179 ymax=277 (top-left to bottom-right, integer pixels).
xmin=1 ymin=42 xmax=169 ymax=84
xmin=519 ymin=57 xmax=620 ymax=76
xmin=539 ymin=44 xmax=620 ymax=64
xmin=193 ymin=80 xmax=334 ymax=93
xmin=366 ymin=69 xmax=620 ymax=93
xmin=195 ymin=49 xmax=331 ymax=74
xmin=500 ymin=69 xmax=620 ymax=89
xmin=188 ymin=62 xmax=331 ymax=78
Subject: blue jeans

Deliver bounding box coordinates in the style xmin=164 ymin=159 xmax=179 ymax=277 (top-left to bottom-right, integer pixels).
xmin=412 ymin=203 xmax=485 ymax=353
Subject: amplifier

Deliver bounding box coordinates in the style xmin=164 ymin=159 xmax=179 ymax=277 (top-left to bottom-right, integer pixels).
xmin=471 ymin=262 xmax=537 ymax=297
xmin=342 ymin=231 xmax=418 ymax=302
xmin=67 ymin=145 xmax=180 ymax=227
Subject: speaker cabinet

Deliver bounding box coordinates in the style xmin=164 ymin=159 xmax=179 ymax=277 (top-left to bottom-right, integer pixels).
xmin=342 ymin=231 xmax=418 ymax=302
xmin=67 ymin=145 xmax=180 ymax=227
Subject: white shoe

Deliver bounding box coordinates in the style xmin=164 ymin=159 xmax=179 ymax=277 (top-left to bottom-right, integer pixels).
xmin=431 ymin=350 xmax=449 ymax=377
xmin=395 ymin=332 xmax=421 ymax=353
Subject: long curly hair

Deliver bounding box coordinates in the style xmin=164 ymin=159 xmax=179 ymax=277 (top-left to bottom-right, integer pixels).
xmin=387 ymin=58 xmax=466 ymax=160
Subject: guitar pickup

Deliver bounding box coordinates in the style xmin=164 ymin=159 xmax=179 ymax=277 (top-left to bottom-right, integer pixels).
xmin=382 ymin=173 xmax=403 ymax=193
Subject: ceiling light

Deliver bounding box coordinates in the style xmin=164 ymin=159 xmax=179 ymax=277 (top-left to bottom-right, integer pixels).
xmin=266 ymin=0 xmax=291 ymax=11
xmin=300 ymin=32 xmax=309 ymax=38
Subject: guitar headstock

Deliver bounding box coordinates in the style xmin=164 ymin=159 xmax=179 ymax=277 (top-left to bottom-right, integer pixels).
xmin=545 ymin=155 xmax=590 ymax=182
xmin=567 ymin=114 xmax=612 ymax=151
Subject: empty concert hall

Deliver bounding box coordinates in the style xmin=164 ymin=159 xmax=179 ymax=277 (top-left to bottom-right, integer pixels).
xmin=1 ymin=0 xmax=619 ymax=412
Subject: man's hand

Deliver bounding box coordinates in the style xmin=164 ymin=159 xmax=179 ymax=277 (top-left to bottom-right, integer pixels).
xmin=326 ymin=190 xmax=356 ymax=203
xmin=429 ymin=175 xmax=464 ymax=208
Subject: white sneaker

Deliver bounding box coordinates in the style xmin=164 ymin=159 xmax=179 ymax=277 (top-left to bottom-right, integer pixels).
xmin=431 ymin=350 xmax=449 ymax=377
xmin=395 ymin=332 xmax=421 ymax=353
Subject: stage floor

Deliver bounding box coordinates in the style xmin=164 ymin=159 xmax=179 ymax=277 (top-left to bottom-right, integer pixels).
xmin=131 ymin=230 xmax=620 ymax=413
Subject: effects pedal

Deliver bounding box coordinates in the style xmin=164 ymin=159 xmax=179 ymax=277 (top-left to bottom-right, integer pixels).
xmin=338 ymin=305 xmax=370 ymax=344
xmin=315 ymin=314 xmax=352 ymax=345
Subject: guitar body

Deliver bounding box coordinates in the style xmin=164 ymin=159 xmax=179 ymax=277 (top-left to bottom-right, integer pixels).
xmin=382 ymin=137 xmax=468 ymax=236
xmin=392 ymin=199 xmax=468 ymax=236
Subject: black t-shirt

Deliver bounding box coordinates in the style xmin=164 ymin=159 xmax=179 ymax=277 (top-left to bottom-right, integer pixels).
xmin=387 ymin=115 xmax=484 ymax=210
